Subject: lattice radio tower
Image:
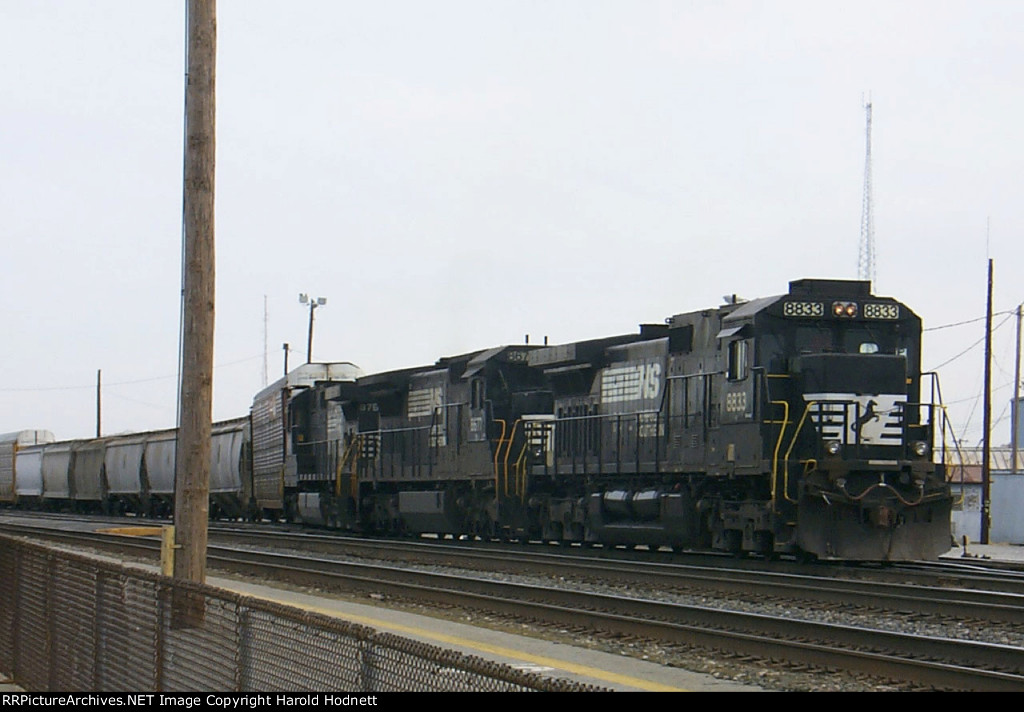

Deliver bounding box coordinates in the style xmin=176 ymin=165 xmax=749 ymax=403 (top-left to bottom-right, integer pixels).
xmin=857 ymin=99 xmax=876 ymax=285
xmin=262 ymin=294 xmax=269 ymax=388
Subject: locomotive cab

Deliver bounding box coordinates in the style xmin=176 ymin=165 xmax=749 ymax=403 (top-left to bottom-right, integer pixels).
xmin=761 ymin=279 xmax=952 ymax=560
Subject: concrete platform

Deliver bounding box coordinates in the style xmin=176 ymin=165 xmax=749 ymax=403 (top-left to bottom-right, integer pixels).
xmin=942 ymin=541 xmax=1024 ymax=563
xmin=212 ymin=575 xmax=762 ymax=692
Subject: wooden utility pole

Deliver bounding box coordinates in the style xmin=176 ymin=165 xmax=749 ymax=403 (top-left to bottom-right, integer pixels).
xmin=175 ymin=0 xmax=216 ymax=584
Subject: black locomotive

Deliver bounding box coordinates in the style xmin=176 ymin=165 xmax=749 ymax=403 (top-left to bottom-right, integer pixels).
xmin=1 ymin=278 xmax=953 ymax=562
xmin=269 ymin=278 xmax=952 ymax=561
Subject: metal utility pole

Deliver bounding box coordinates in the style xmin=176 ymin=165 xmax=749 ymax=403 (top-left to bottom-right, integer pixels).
xmin=96 ymin=369 xmax=101 ymax=438
xmin=175 ymin=0 xmax=216 ymax=585
xmin=1013 ymin=304 xmax=1021 ymax=475
xmin=857 ymin=99 xmax=876 ymax=286
xmin=981 ymin=259 xmax=993 ymax=544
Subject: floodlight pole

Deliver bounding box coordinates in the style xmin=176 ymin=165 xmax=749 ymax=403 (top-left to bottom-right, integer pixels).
xmin=306 ymin=300 xmax=315 ymax=363
xmin=300 ymin=294 xmax=326 ymax=363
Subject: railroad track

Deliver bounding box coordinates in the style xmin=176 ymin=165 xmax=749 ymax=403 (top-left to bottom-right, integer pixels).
xmin=204 ymin=525 xmax=1024 ymax=625
xmin=3 ymin=515 xmax=1024 ymax=691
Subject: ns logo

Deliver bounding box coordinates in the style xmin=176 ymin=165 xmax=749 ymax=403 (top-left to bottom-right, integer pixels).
xmin=638 ymin=362 xmax=662 ymax=399
xmin=600 ymin=362 xmax=662 ymax=403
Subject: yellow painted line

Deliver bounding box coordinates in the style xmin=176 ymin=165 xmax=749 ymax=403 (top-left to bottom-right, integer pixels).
xmin=96 ymin=526 xmax=165 ymax=537
xmin=235 ymin=587 xmax=687 ymax=692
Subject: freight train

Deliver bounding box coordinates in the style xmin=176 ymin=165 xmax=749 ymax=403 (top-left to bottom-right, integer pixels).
xmin=0 ymin=279 xmax=954 ymax=561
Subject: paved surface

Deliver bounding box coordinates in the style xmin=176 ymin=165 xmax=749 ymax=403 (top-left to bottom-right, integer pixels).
xmin=214 ymin=576 xmax=760 ymax=692
xmin=941 ymin=541 xmax=1024 ymax=562
xmin=4 ymin=540 xmax=1024 ymax=693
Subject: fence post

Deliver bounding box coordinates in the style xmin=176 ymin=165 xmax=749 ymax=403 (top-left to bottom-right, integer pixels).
xmin=93 ymin=571 xmax=104 ymax=690
xmin=10 ymin=548 xmax=22 ymax=686
xmin=46 ymin=554 xmax=56 ymax=691
xmin=358 ymin=637 xmax=377 ymax=692
xmin=156 ymin=581 xmax=169 ymax=691
xmin=237 ymin=608 xmax=251 ymax=691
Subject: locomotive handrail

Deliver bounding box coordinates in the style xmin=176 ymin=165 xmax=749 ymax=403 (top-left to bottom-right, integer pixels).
xmin=513 ymin=441 xmax=526 ymax=502
xmin=768 ymin=399 xmax=790 ymax=509
xmin=348 ymin=436 xmax=360 ymax=500
xmin=492 ymin=418 xmax=508 ymax=495
xmin=502 ymin=419 xmax=523 ymax=497
xmin=336 ymin=434 xmax=361 ymax=499
xmin=370 ymin=424 xmax=432 ymax=435
xmin=550 ymin=408 xmax=663 ymax=475
xmin=921 ymin=371 xmax=969 ymax=493
xmin=666 ymin=370 xmax=722 ymax=430
xmin=355 ymin=424 xmax=431 ymax=482
xmin=551 ymin=409 xmax=662 ymax=421
xmin=935 ymin=403 xmax=969 ymax=508
xmin=513 ymin=440 xmax=530 ymax=503
xmin=780 ymin=401 xmax=819 ymax=504
xmin=922 ymin=371 xmax=963 ymax=470
xmin=431 ymin=400 xmax=469 ymax=456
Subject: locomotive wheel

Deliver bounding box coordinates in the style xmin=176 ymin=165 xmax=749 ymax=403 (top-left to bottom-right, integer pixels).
xmin=697 ymin=511 xmax=713 ymax=550
xmin=471 ymin=516 xmax=495 ymax=541
xmin=796 ymin=549 xmax=818 ymax=565
xmin=753 ymin=531 xmax=775 ymax=560
xmin=543 ymin=520 xmax=564 ymax=544
xmin=723 ymin=529 xmax=743 ymax=556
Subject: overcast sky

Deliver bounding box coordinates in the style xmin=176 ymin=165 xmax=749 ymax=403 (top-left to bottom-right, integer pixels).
xmin=2 ymin=1 xmax=1022 ymax=448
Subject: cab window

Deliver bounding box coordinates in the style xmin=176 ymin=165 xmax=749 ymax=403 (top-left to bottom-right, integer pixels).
xmin=727 ymin=340 xmax=749 ymax=381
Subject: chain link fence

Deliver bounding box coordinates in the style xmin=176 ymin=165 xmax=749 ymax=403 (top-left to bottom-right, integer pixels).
xmin=0 ymin=534 xmax=605 ymax=692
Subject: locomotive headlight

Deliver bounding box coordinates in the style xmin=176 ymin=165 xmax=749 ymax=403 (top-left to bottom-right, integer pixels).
xmin=825 ymin=440 xmax=842 ymax=456
xmin=832 ymin=301 xmax=859 ymax=318
xmin=911 ymin=441 xmax=930 ymax=458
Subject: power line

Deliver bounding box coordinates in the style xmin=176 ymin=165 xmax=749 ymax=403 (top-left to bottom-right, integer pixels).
xmin=0 ymin=354 xmax=261 ymax=393
xmin=927 ymin=311 xmax=1016 ymax=371
xmin=924 ymin=309 xmax=1018 ymax=332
